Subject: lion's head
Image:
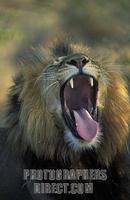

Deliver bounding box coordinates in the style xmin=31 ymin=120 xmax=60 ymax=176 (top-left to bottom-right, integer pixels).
xmin=6 ymin=41 xmax=130 ymax=166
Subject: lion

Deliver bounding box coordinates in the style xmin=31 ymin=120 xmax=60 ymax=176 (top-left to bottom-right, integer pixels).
xmin=0 ymin=40 xmax=130 ymax=200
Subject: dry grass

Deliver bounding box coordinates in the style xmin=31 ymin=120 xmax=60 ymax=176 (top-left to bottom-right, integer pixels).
xmin=0 ymin=43 xmax=15 ymax=126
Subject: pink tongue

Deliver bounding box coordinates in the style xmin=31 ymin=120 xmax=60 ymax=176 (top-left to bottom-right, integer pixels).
xmin=73 ymin=109 xmax=99 ymax=141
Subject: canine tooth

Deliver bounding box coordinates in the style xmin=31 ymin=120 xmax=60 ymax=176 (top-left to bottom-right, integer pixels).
xmin=70 ymin=78 xmax=74 ymax=88
xmin=90 ymin=77 xmax=93 ymax=87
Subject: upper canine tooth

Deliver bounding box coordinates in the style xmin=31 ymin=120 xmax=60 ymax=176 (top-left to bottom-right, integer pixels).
xmin=90 ymin=77 xmax=93 ymax=87
xmin=70 ymin=78 xmax=74 ymax=88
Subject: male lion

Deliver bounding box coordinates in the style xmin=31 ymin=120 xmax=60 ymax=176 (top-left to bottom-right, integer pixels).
xmin=0 ymin=40 xmax=130 ymax=200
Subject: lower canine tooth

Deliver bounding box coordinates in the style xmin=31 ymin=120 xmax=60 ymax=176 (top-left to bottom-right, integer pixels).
xmin=70 ymin=78 xmax=74 ymax=88
xmin=90 ymin=77 xmax=93 ymax=87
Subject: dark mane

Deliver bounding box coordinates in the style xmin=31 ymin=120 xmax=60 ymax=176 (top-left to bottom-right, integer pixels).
xmin=53 ymin=40 xmax=73 ymax=57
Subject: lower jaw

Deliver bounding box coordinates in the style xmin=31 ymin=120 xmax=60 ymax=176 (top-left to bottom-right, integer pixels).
xmin=64 ymin=126 xmax=98 ymax=143
xmin=73 ymin=133 xmax=97 ymax=143
xmin=64 ymin=131 xmax=100 ymax=153
xmin=63 ymin=113 xmax=99 ymax=143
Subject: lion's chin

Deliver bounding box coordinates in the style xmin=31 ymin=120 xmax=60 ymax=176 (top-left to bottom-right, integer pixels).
xmin=64 ymin=127 xmax=102 ymax=152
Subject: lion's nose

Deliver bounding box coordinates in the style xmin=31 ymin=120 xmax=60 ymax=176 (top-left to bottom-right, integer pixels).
xmin=66 ymin=56 xmax=89 ymax=69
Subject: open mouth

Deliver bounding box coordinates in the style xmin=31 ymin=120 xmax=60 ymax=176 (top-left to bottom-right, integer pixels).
xmin=60 ymin=74 xmax=99 ymax=141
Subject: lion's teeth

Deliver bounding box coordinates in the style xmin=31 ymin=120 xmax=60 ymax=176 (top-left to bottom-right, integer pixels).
xmin=90 ymin=77 xmax=93 ymax=87
xmin=70 ymin=78 xmax=74 ymax=88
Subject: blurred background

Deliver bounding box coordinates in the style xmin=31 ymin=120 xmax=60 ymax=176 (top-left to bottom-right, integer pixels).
xmin=0 ymin=0 xmax=130 ymax=126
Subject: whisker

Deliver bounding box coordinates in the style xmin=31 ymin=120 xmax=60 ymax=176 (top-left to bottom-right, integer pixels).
xmin=58 ymin=68 xmax=69 ymax=72
xmin=38 ymin=76 xmax=56 ymax=81
xmin=44 ymin=81 xmax=59 ymax=93
xmin=42 ymin=73 xmax=56 ymax=76
xmin=34 ymin=74 xmax=56 ymax=86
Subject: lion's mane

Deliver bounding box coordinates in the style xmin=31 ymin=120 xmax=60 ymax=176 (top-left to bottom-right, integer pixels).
xmin=6 ymin=41 xmax=130 ymax=167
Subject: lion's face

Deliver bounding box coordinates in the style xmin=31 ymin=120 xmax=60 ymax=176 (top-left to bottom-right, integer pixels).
xmin=7 ymin=42 xmax=130 ymax=166
xmin=40 ymin=53 xmax=107 ymax=151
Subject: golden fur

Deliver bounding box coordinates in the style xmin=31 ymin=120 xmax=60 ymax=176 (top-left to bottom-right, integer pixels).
xmin=6 ymin=42 xmax=130 ymax=167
